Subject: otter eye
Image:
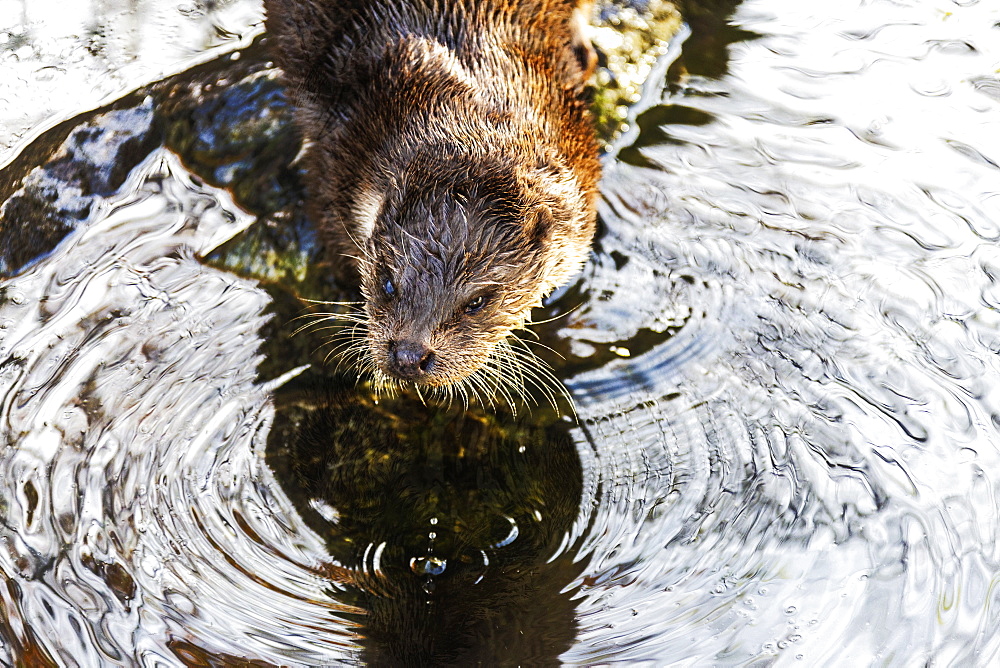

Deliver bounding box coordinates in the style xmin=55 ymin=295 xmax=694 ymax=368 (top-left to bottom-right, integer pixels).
xmin=383 ymin=278 xmax=395 ymax=297
xmin=464 ymin=295 xmax=487 ymax=314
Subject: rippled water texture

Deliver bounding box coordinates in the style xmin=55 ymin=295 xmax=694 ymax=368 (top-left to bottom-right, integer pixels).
xmin=3 ymin=0 xmax=1000 ymax=665
xmin=0 ymin=0 xmax=262 ymax=157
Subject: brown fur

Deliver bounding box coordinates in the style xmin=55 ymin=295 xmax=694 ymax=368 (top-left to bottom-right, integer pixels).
xmin=266 ymin=0 xmax=601 ymax=391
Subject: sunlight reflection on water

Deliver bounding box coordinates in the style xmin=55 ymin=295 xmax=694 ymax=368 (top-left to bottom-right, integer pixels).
xmin=560 ymin=0 xmax=1000 ymax=662
xmin=2 ymin=0 xmax=1000 ymax=664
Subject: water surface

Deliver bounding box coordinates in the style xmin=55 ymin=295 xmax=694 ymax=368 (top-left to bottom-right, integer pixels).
xmin=2 ymin=0 xmax=1000 ymax=664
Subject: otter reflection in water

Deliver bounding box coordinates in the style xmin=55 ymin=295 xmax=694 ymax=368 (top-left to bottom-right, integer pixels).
xmin=266 ymin=374 xmax=585 ymax=664
xmin=264 ymin=0 xmax=601 ymax=406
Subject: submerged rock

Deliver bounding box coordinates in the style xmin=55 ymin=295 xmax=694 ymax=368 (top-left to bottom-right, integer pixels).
xmin=0 ymin=100 xmax=160 ymax=274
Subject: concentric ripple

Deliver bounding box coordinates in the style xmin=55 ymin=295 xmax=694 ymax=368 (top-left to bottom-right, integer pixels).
xmin=0 ymin=152 xmax=359 ymax=664
xmin=3 ymin=0 xmax=1000 ymax=665
xmin=555 ymin=0 xmax=1000 ymax=663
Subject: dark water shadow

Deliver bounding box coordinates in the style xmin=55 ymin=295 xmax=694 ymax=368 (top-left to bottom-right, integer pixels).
xmin=265 ymin=369 xmax=585 ymax=666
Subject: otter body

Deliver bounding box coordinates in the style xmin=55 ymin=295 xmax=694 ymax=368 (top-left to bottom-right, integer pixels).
xmin=266 ymin=0 xmax=600 ymax=396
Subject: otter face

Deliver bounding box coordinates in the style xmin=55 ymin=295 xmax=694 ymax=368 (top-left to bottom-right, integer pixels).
xmin=365 ymin=267 xmax=524 ymax=387
xmin=352 ymin=189 xmax=557 ymax=400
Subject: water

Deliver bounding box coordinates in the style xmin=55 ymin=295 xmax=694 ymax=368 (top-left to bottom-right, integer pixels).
xmin=2 ymin=0 xmax=1000 ymax=665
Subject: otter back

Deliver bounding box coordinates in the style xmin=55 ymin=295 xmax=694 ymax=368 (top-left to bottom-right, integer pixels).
xmin=266 ymin=0 xmax=601 ymax=396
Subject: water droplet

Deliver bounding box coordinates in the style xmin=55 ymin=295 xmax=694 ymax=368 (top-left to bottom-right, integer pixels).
xmin=410 ymin=556 xmax=447 ymax=577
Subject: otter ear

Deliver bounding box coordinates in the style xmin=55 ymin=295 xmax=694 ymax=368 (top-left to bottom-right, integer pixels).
xmin=571 ymin=2 xmax=598 ymax=80
xmin=524 ymin=203 xmax=556 ymax=243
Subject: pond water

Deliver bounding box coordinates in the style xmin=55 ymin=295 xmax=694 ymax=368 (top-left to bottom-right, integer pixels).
xmin=2 ymin=0 xmax=1000 ymax=665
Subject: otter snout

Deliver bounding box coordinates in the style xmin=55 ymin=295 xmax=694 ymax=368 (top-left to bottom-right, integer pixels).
xmin=388 ymin=339 xmax=436 ymax=380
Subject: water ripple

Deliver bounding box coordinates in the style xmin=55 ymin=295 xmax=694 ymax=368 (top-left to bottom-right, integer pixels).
xmin=3 ymin=0 xmax=1000 ymax=664
xmin=0 ymin=152 xmax=360 ymax=664
xmin=552 ymin=0 xmax=1000 ymax=661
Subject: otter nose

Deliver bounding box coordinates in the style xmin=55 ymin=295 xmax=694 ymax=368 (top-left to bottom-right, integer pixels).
xmin=389 ymin=340 xmax=435 ymax=379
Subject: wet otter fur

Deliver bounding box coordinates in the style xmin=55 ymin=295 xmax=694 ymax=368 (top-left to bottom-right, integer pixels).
xmin=265 ymin=0 xmax=601 ymax=402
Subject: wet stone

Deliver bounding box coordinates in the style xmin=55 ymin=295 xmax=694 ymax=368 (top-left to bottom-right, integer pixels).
xmin=162 ymin=73 xmax=300 ymax=216
xmin=0 ymin=98 xmax=160 ymax=275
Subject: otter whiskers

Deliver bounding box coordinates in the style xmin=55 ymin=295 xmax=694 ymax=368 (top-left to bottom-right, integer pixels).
xmin=289 ymin=300 xmax=369 ymax=369
xmin=291 ymin=303 xmax=575 ymax=416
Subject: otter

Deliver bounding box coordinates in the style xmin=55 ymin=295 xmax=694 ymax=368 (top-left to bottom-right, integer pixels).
xmin=265 ymin=0 xmax=601 ymax=402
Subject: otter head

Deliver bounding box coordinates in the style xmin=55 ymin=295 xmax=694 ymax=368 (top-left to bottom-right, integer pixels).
xmin=350 ymin=162 xmax=591 ymax=400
